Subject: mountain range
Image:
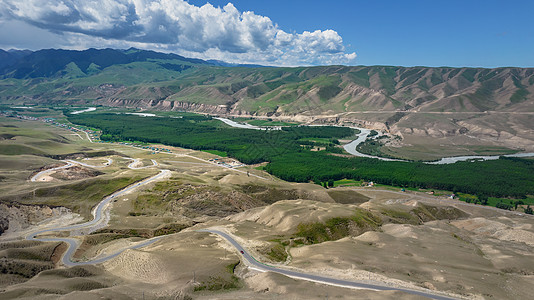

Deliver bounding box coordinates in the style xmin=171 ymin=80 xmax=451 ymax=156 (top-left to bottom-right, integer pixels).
xmin=1 ymin=48 xmax=533 ymax=155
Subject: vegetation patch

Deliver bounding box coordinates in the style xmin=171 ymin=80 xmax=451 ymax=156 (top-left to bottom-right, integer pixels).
xmin=0 ymin=176 xmax=146 ymax=219
xmin=238 ymin=184 xmax=306 ymax=204
xmin=327 ymin=190 xmax=370 ymax=204
xmin=0 ymin=144 xmax=46 ymax=156
xmin=380 ymin=204 xmax=468 ymax=225
xmin=68 ymin=113 xmax=354 ymax=165
xmin=262 ymin=243 xmax=288 ymax=262
xmin=201 ymin=149 xmax=227 ymax=157
xmin=153 ymin=223 xmax=190 ymax=236
xmin=411 ymin=204 xmax=469 ymax=222
xmin=0 ymin=241 xmax=60 ymax=286
xmin=67 ymin=279 xmax=109 ymax=291
xmin=69 ymin=113 xmax=534 ymax=200
xmin=41 ymin=266 xmax=101 ymax=278
xmin=295 ymin=209 xmax=382 ymax=244
xmin=132 ymin=180 xmax=259 ymax=217
xmin=194 ymin=261 xmax=241 ymax=292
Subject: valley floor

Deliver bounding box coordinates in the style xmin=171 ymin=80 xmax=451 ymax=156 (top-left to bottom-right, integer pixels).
xmin=1 ymin=115 xmax=533 ymax=300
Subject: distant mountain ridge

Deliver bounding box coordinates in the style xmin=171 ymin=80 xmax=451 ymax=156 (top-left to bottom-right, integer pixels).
xmin=1 ymin=48 xmax=533 ymax=153
xmin=0 ymin=48 xmax=213 ymax=79
xmin=0 ymin=49 xmax=33 ymax=70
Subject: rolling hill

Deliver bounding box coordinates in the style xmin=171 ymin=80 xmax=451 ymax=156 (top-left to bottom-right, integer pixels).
xmin=1 ymin=48 xmax=533 ymax=155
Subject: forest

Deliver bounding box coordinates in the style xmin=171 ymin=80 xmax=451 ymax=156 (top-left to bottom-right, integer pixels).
xmin=69 ymin=113 xmax=354 ymax=165
xmin=69 ymin=113 xmax=534 ymax=198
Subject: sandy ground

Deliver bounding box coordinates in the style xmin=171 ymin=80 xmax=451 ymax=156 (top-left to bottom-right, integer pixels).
xmin=0 ymin=206 xmax=83 ymax=242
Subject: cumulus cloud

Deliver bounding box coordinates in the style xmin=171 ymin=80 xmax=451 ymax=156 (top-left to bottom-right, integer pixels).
xmin=0 ymin=0 xmax=356 ymax=66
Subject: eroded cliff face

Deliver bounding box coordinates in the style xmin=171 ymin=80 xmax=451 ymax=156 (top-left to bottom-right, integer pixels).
xmin=100 ymin=99 xmax=231 ymax=114
xmin=95 ymin=96 xmax=534 ymax=152
xmin=0 ymin=203 xmax=70 ymax=237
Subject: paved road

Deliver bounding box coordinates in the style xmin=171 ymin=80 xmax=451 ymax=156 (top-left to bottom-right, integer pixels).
xmin=26 ymin=169 xmax=170 ymax=266
xmin=66 ymin=158 xmax=113 ymax=168
xmin=31 ymin=158 xmax=114 ymax=182
xmin=198 ymin=229 xmax=458 ymax=300
xmin=127 ymin=158 xmax=158 ymax=169
xmin=30 ymin=161 xmax=74 ymax=182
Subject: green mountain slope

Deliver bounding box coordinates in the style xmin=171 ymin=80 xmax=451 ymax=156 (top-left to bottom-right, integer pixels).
xmin=1 ymin=48 xmax=533 ymax=155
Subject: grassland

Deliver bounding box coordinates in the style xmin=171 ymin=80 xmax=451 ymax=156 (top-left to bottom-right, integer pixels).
xmin=294 ymin=209 xmax=382 ymax=244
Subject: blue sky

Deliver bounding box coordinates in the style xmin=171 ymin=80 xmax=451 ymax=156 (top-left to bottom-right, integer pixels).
xmin=1 ymin=0 xmax=533 ymax=67
xmin=192 ymin=0 xmax=534 ymax=67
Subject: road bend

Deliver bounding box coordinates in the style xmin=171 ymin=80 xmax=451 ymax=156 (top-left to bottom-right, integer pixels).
xmin=198 ymin=229 xmax=458 ymax=300
xmin=26 ymin=169 xmax=170 ymax=267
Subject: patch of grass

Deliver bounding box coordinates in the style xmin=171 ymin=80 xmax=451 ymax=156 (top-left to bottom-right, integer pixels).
xmin=0 ymin=241 xmax=60 ymax=281
xmin=238 ymin=184 xmax=303 ymax=204
xmin=295 ymin=209 xmax=382 ymax=244
xmin=380 ymin=209 xmax=420 ymax=225
xmin=81 ymin=233 xmax=133 ymax=246
xmin=348 ymin=69 xmax=370 ymax=88
xmin=153 ymin=223 xmax=189 ymax=236
xmin=381 ymin=204 xmax=468 ymax=225
xmin=333 ymin=178 xmax=362 ymax=187
xmin=411 ymin=204 xmax=469 ymax=222
xmin=41 ymin=266 xmax=100 ymax=278
xmin=201 ymin=149 xmax=228 ymax=157
xmin=194 ymin=261 xmax=241 ymax=292
xmin=327 ymin=190 xmax=370 ymax=204
xmin=2 ymin=176 xmax=146 ymax=219
xmin=265 ymin=243 xmax=288 ymax=262
xmin=378 ymin=67 xmax=398 ymax=95
xmin=510 ymin=88 xmax=530 ymax=104
xmin=318 ymin=85 xmax=342 ymax=101
xmin=0 ymin=144 xmax=46 ymax=155
xmin=457 ymin=193 xmax=534 ymax=209
xmin=67 ymin=279 xmax=108 ymax=291
xmin=461 ymin=69 xmax=478 ymax=83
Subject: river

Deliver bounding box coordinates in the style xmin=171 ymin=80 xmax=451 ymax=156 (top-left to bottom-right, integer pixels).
xmin=214 ymin=117 xmax=281 ymax=130
xmin=215 ymin=117 xmax=534 ymax=164
xmin=71 ymin=107 xmax=96 ymax=114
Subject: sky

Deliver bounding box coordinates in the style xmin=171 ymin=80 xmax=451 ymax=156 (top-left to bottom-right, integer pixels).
xmin=0 ymin=0 xmax=533 ymax=67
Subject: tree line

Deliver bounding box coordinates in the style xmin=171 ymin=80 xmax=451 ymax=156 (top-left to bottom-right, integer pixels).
xmin=69 ymin=113 xmax=534 ymax=199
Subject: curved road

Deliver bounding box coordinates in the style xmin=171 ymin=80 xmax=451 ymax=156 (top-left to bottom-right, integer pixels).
xmin=127 ymin=158 xmax=158 ymax=169
xmin=31 ymin=158 xmax=113 ymax=182
xmin=66 ymin=158 xmax=113 ymax=168
xmin=26 ymin=169 xmax=170 ymax=266
xmin=199 ymin=229 xmax=457 ymax=300
xmin=30 ymin=161 xmax=74 ymax=182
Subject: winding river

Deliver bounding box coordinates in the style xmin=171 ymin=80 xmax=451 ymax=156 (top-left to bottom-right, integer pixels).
xmin=70 ymin=107 xmax=97 ymax=114
xmin=215 ymin=117 xmax=534 ymax=164
xmin=214 ymin=117 xmax=271 ymax=130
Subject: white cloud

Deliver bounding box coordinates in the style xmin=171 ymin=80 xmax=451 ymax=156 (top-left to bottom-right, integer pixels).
xmin=0 ymin=0 xmax=356 ymax=66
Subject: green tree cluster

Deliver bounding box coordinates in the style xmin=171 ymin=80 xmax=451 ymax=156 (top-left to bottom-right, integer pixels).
xmin=69 ymin=113 xmax=534 ymax=199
